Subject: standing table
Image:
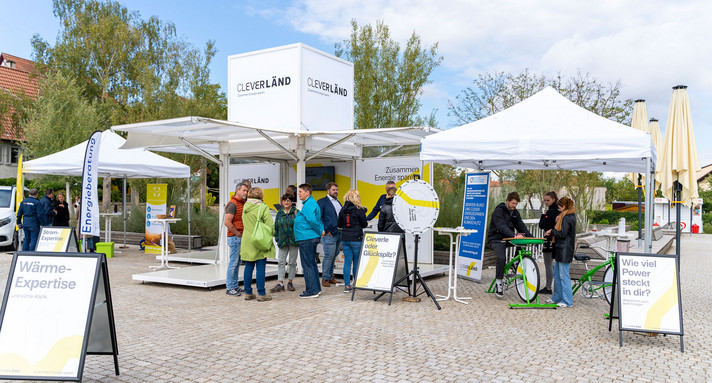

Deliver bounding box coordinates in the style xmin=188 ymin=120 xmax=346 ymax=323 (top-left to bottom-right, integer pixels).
xmin=100 ymin=212 xmax=123 ymax=242
xmin=148 ymin=218 xmax=181 ymax=270
xmin=434 ymin=227 xmax=477 ymax=304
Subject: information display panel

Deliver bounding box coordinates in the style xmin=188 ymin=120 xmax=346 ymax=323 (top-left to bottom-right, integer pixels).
xmin=34 ymin=227 xmax=78 ymax=252
xmin=457 ymin=172 xmax=490 ymax=282
xmin=0 ymin=252 xmax=101 ymax=381
xmin=354 ymin=232 xmax=406 ymax=292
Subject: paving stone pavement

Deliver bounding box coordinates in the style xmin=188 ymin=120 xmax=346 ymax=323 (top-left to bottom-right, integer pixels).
xmin=1 ymin=235 xmax=711 ymax=382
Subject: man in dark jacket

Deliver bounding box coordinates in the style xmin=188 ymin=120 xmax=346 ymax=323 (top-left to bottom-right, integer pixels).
xmin=39 ymin=188 xmax=56 ymax=227
xmin=377 ymin=187 xmax=403 ymax=233
xmin=317 ymin=182 xmax=342 ymax=287
xmin=17 ymin=188 xmax=43 ymax=251
xmin=486 ymin=192 xmax=532 ymax=297
xmin=367 ymin=180 xmax=396 ymax=221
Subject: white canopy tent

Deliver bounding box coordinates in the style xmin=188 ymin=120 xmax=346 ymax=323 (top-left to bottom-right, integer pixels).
xmin=113 ymin=116 xmax=439 ymax=265
xmin=421 ymin=87 xmax=657 ymax=251
xmin=23 ymin=130 xmax=191 ymax=247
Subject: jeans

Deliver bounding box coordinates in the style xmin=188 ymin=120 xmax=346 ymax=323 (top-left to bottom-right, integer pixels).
xmin=491 ymin=241 xmax=508 ymax=280
xmin=277 ymin=245 xmax=298 ymax=281
xmin=321 ymin=232 xmax=341 ymax=281
xmin=551 ymin=261 xmax=573 ymax=306
xmin=341 ymin=240 xmax=362 ymax=287
xmin=542 ymin=249 xmax=554 ymax=289
xmin=298 ymin=237 xmax=321 ymax=295
xmin=243 ymin=258 xmax=267 ymax=296
xmin=22 ymin=227 xmax=39 ymax=251
xmin=226 ymin=236 xmax=242 ymax=290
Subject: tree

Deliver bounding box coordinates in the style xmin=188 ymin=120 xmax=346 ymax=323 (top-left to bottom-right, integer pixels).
xmin=450 ymin=69 xmax=634 ymax=230
xmin=335 ymin=20 xmax=443 ymax=131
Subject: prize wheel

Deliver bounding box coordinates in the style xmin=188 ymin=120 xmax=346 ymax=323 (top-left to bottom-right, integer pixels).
xmin=514 ymin=256 xmax=539 ymax=303
xmin=392 ymin=180 xmax=440 ymax=234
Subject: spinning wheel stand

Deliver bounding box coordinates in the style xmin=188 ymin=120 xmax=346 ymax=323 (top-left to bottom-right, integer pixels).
xmin=392 ymin=234 xmax=441 ymax=310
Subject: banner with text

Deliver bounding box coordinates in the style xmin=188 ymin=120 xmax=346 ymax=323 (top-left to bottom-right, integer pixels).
xmin=617 ymin=253 xmax=683 ymax=334
xmin=229 ymin=163 xmax=281 ymax=207
xmin=79 ymin=131 xmax=102 ymax=237
xmin=457 ymin=172 xmax=491 ymax=282
xmin=35 ymin=227 xmax=77 ymax=252
xmin=354 ymin=232 xmax=404 ymax=292
xmin=145 ymin=184 xmax=167 ymax=254
xmin=0 ymin=253 xmax=101 ymax=380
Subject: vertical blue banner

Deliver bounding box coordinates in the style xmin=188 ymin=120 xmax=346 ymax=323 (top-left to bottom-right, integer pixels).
xmin=457 ymin=172 xmax=490 ymax=281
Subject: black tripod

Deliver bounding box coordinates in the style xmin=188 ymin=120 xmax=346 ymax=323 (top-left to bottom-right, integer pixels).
xmin=392 ymin=233 xmax=441 ymax=310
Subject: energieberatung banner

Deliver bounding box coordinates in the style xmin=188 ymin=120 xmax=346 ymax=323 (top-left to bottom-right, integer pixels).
xmin=80 ymin=131 xmax=102 ymax=237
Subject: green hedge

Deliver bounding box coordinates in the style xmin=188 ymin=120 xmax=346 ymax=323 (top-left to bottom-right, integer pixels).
xmin=587 ymin=211 xmax=641 ymax=224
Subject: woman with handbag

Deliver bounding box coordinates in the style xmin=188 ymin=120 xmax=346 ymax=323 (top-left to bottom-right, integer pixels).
xmin=338 ymin=189 xmax=368 ymax=293
xmin=241 ymin=187 xmax=276 ymax=301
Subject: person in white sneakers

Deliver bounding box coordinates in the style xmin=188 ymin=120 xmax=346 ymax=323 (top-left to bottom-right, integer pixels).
xmin=545 ymin=197 xmax=577 ymax=308
xmin=486 ymin=192 xmax=532 ymax=298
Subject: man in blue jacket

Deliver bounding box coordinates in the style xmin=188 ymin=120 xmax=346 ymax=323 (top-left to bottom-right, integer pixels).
xmin=39 ymin=188 xmax=56 ymax=227
xmin=17 ymin=188 xmax=43 ymax=251
xmin=294 ymin=183 xmax=324 ymax=298
xmin=317 ymin=182 xmax=342 ymax=287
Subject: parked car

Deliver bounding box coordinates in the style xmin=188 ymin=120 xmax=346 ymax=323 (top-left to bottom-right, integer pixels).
xmin=0 ymin=186 xmax=22 ymax=250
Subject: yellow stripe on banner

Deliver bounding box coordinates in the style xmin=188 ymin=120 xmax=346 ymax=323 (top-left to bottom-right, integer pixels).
xmin=466 ymin=262 xmax=477 ymax=277
xmin=395 ymin=189 xmax=439 ymax=209
xmin=644 ymin=270 xmax=679 ymax=331
xmin=355 ymin=253 xmax=379 ymax=288
xmin=517 ymin=265 xmax=537 ymax=293
xmin=52 ymin=229 xmax=70 ymax=252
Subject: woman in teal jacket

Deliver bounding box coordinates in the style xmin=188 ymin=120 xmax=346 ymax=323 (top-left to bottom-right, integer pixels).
xmin=241 ymin=187 xmax=276 ymax=301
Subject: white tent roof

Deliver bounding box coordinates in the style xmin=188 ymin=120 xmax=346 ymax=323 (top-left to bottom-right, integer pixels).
xmin=113 ymin=116 xmax=438 ymax=160
xmin=420 ymin=87 xmax=656 ymax=172
xmin=23 ymin=130 xmax=190 ymax=178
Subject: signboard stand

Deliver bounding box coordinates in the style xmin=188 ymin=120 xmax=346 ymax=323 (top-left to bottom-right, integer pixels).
xmin=457 ymin=172 xmax=490 ymax=282
xmin=373 ymin=235 xmax=411 ymax=304
xmin=352 ymin=232 xmax=409 ymax=306
xmin=35 ymin=227 xmax=79 ymax=253
xmin=615 ymin=252 xmax=684 ymax=352
xmin=0 ymin=252 xmax=120 ymax=381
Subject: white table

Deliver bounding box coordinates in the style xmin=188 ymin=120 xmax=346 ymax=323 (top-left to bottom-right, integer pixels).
xmin=148 ymin=218 xmax=181 ymax=270
xmin=100 ymin=212 xmax=123 ymax=243
xmin=434 ymin=227 xmax=478 ymax=304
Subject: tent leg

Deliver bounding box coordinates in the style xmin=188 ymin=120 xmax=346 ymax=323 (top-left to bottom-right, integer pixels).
xmin=122 ymin=178 xmax=127 ymax=248
xmin=637 ymin=174 xmax=642 ymax=248
xmin=187 ymin=177 xmax=191 ymax=251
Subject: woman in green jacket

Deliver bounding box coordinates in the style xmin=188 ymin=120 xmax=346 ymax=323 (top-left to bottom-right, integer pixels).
xmin=241 ymin=187 xmax=276 ymax=301
xmin=270 ymin=193 xmax=298 ymax=293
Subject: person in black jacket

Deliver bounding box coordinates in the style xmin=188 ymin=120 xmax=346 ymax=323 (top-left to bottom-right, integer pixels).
xmin=537 ymin=191 xmax=559 ymax=294
xmin=545 ymin=197 xmax=576 ymax=308
xmin=486 ymin=192 xmax=532 ymax=298
xmin=366 ymin=180 xmax=396 ymax=221
xmin=377 ymin=187 xmax=403 ymax=233
xmin=338 ymin=189 xmax=368 ymax=293
xmin=53 ymin=192 xmax=71 ymax=227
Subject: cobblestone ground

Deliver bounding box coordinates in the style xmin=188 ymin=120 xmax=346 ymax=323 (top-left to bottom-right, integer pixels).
xmin=1 ymin=235 xmax=710 ymax=382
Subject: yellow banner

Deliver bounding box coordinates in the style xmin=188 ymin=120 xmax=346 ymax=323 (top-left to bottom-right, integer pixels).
xmin=145 ymin=184 xmax=167 ymax=254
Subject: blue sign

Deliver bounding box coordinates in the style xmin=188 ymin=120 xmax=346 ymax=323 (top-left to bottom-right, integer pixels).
xmin=457 ymin=172 xmax=490 ymax=281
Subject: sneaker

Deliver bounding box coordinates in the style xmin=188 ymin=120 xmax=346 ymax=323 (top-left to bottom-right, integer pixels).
xmin=545 ymin=299 xmax=555 ymax=304
xmin=244 ymin=293 xmax=256 ymax=301
xmin=257 ymin=294 xmax=273 ymax=302
xmin=270 ymin=284 xmax=285 ymax=293
xmin=287 ymin=281 xmax=295 ymax=291
xmin=299 ymin=292 xmax=320 ymax=299
xmin=226 ymin=288 xmax=242 ymax=296
xmin=539 ymin=288 xmax=553 ymax=294
xmin=322 ymin=280 xmax=330 ymax=287
xmin=557 ymin=302 xmax=572 ymax=308
xmin=343 ymin=286 xmax=352 ymax=293
xmin=495 ymin=283 xmax=503 ymax=298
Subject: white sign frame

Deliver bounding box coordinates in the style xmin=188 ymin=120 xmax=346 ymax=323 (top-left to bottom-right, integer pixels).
xmin=0 ymin=252 xmax=102 ymax=380
xmin=34 ymin=227 xmax=79 ymax=253
xmin=353 ymin=232 xmax=406 ymax=293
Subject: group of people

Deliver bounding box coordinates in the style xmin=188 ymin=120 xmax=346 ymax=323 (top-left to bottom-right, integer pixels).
xmin=487 ymin=191 xmax=577 ymax=307
xmin=16 ymin=188 xmax=72 ymax=251
xmin=224 ymin=179 xmax=401 ymax=300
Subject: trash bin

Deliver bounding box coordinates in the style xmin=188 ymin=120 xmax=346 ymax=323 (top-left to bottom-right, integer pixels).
xmin=96 ymin=242 xmax=115 ymax=258
xmin=691 ymin=223 xmax=700 ymax=234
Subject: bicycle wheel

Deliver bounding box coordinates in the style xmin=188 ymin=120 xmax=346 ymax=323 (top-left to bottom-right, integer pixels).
xmin=515 ymin=256 xmax=539 ymax=303
xmin=603 ymin=265 xmax=614 ymax=305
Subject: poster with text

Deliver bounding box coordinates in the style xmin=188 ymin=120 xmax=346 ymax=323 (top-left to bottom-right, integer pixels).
xmin=354 ymin=232 xmax=402 ymax=292
xmin=457 ymin=172 xmax=490 ymax=282
xmin=0 ymin=254 xmax=100 ymax=380
xmin=229 ymin=163 xmax=281 ymax=207
xmin=145 ymin=184 xmax=167 ymax=254
xmin=617 ymin=254 xmax=682 ymax=334
xmin=35 ymin=228 xmax=74 ymax=252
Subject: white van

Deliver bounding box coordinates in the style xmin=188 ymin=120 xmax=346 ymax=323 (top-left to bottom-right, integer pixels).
xmin=0 ymin=186 xmax=20 ymax=250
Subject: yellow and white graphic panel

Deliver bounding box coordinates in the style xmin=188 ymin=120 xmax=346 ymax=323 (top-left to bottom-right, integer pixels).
xmin=145 ymin=184 xmax=167 ymax=254
xmin=355 ymin=232 xmax=401 ymax=292
xmin=230 ymin=163 xmax=281 ymax=207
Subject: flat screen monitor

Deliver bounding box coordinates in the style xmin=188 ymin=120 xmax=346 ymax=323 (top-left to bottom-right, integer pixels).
xmin=306 ymin=166 xmax=335 ymax=190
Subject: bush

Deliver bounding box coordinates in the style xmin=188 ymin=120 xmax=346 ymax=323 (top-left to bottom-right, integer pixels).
xmin=599 ymin=219 xmax=610 ymax=225
xmin=587 ymin=211 xmax=640 ymax=225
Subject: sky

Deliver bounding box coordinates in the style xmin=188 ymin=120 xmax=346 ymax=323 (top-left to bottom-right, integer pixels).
xmin=2 ymin=0 xmax=711 ymax=167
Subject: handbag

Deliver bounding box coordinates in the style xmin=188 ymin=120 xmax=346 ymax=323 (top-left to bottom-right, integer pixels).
xmin=251 ymin=203 xmax=273 ymax=251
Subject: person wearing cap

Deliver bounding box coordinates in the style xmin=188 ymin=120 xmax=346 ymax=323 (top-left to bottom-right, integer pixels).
xmin=17 ymin=188 xmax=43 ymax=251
